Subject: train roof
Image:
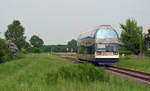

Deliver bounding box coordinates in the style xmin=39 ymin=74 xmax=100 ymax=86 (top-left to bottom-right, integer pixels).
xmin=77 ymin=25 xmax=119 ymax=40
xmin=79 ymin=25 xmax=115 ymax=36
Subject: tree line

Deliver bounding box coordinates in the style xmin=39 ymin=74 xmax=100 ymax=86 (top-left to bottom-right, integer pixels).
xmin=0 ymin=18 xmax=150 ymax=63
xmin=0 ymin=20 xmax=77 ymax=63
xmin=4 ymin=20 xmax=78 ymax=53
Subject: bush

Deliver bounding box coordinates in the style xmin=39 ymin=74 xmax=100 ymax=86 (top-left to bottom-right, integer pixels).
xmin=21 ymin=48 xmax=28 ymax=54
xmin=119 ymin=49 xmax=133 ymax=55
xmin=45 ymin=63 xmax=109 ymax=85
xmin=120 ymin=56 xmax=130 ymax=60
xmin=26 ymin=47 xmax=41 ymax=53
xmin=144 ymin=50 xmax=150 ymax=57
xmin=0 ymin=39 xmax=14 ymax=63
xmin=17 ymin=51 xmax=25 ymax=59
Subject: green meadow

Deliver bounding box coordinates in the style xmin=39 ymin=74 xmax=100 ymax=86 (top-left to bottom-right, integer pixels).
xmin=52 ymin=52 xmax=77 ymax=57
xmin=116 ymin=56 xmax=150 ymax=73
xmin=53 ymin=52 xmax=150 ymax=74
xmin=0 ymin=54 xmax=149 ymax=91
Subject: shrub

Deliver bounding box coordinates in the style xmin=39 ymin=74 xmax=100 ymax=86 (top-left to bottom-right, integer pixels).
xmin=45 ymin=63 xmax=109 ymax=85
xmin=144 ymin=50 xmax=150 ymax=57
xmin=119 ymin=49 xmax=133 ymax=55
xmin=26 ymin=47 xmax=41 ymax=53
xmin=0 ymin=39 xmax=14 ymax=63
xmin=17 ymin=51 xmax=25 ymax=59
xmin=120 ymin=56 xmax=130 ymax=60
xmin=21 ymin=48 xmax=28 ymax=54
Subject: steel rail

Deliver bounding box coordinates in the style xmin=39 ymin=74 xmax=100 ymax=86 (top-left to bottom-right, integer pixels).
xmin=106 ymin=67 xmax=150 ymax=82
xmin=108 ymin=66 xmax=150 ymax=76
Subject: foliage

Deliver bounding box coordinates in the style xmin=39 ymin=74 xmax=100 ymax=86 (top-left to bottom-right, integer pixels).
xmin=29 ymin=35 xmax=44 ymax=48
xmin=0 ymin=54 xmax=149 ymax=90
xmin=52 ymin=52 xmax=77 ymax=57
xmin=119 ymin=48 xmax=133 ymax=55
xmin=0 ymin=39 xmax=14 ymax=63
xmin=120 ymin=19 xmax=143 ymax=54
xmin=143 ymin=29 xmax=150 ymax=56
xmin=45 ymin=62 xmax=109 ymax=84
xmin=23 ymin=41 xmax=31 ymax=49
xmin=117 ymin=55 xmax=150 ymax=73
xmin=5 ymin=20 xmax=26 ymax=49
xmin=144 ymin=50 xmax=150 ymax=57
xmin=26 ymin=47 xmax=41 ymax=53
xmin=144 ymin=29 xmax=150 ymax=49
xmin=43 ymin=45 xmax=68 ymax=52
xmin=31 ymin=39 xmax=77 ymax=53
xmin=67 ymin=39 xmax=77 ymax=52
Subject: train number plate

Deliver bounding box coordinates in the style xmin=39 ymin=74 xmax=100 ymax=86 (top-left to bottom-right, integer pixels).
xmin=102 ymin=52 xmax=113 ymax=56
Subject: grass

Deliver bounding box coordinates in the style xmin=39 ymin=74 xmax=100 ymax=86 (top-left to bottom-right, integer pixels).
xmin=52 ymin=52 xmax=77 ymax=57
xmin=0 ymin=53 xmax=149 ymax=91
xmin=45 ymin=62 xmax=109 ymax=85
xmin=54 ymin=52 xmax=150 ymax=74
xmin=116 ymin=55 xmax=150 ymax=73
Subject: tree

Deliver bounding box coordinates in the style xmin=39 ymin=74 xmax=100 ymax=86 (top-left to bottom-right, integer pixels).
xmin=5 ymin=20 xmax=26 ymax=49
xmin=23 ymin=41 xmax=31 ymax=49
xmin=143 ymin=28 xmax=150 ymax=56
xmin=26 ymin=47 xmax=41 ymax=53
xmin=67 ymin=39 xmax=77 ymax=52
xmin=0 ymin=39 xmax=15 ymax=63
xmin=144 ymin=28 xmax=150 ymax=50
xmin=29 ymin=35 xmax=44 ymax=48
xmin=120 ymin=19 xmax=143 ymax=54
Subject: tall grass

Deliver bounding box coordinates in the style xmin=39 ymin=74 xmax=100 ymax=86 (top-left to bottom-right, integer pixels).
xmin=0 ymin=54 xmax=149 ymax=91
xmin=53 ymin=52 xmax=77 ymax=57
xmin=45 ymin=63 xmax=109 ymax=85
xmin=116 ymin=55 xmax=150 ymax=73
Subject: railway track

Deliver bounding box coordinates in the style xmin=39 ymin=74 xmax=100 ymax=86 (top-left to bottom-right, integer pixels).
xmin=61 ymin=56 xmax=83 ymax=63
xmin=105 ymin=66 xmax=150 ymax=85
xmin=61 ymin=56 xmax=150 ymax=85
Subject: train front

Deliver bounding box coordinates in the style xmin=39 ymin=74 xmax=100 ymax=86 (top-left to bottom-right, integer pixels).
xmin=95 ymin=26 xmax=119 ymax=65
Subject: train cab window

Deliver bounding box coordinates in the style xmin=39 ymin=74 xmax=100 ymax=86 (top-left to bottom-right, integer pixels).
xmin=96 ymin=29 xmax=118 ymax=39
xmin=97 ymin=44 xmax=106 ymax=52
xmin=96 ymin=44 xmax=119 ymax=52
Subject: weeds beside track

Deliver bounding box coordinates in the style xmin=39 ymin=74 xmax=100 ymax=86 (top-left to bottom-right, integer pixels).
xmin=62 ymin=56 xmax=150 ymax=85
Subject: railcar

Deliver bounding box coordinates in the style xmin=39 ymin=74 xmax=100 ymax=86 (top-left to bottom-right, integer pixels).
xmin=77 ymin=25 xmax=119 ymax=65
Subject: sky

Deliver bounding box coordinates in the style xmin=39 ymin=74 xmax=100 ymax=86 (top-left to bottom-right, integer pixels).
xmin=0 ymin=0 xmax=150 ymax=45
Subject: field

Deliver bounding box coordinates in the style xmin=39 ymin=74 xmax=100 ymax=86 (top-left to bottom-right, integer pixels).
xmin=53 ymin=52 xmax=150 ymax=74
xmin=0 ymin=53 xmax=150 ymax=91
xmin=52 ymin=52 xmax=77 ymax=57
xmin=116 ymin=55 xmax=150 ymax=73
